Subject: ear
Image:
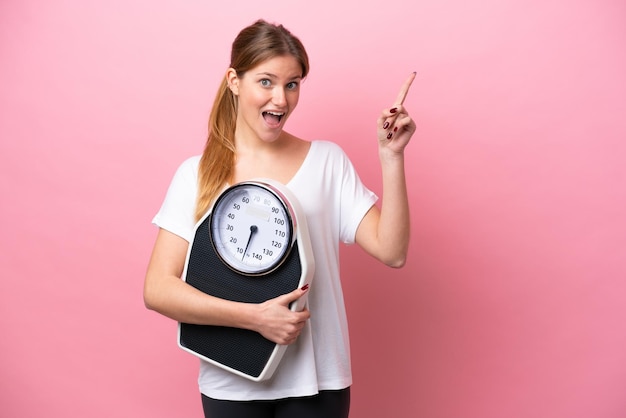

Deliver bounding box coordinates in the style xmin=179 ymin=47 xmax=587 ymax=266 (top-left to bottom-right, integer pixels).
xmin=226 ymin=68 xmax=239 ymax=96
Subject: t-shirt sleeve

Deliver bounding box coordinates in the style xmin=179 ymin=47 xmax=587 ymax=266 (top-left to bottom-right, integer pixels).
xmin=337 ymin=147 xmax=378 ymax=245
xmin=151 ymin=156 xmax=200 ymax=243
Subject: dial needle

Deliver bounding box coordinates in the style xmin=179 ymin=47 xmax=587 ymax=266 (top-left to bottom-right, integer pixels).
xmin=242 ymin=225 xmax=258 ymax=260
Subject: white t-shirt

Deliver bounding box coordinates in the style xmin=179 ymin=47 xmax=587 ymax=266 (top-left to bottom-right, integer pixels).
xmin=152 ymin=140 xmax=378 ymax=400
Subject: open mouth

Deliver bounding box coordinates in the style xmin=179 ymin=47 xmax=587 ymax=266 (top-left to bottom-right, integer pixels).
xmin=262 ymin=111 xmax=285 ymax=125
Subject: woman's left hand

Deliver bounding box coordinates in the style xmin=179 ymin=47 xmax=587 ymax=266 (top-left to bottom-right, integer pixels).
xmin=357 ymin=72 xmax=416 ymax=267
xmin=377 ymin=72 xmax=417 ymax=155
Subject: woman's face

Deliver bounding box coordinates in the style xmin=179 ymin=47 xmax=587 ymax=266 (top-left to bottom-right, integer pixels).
xmin=228 ymin=55 xmax=303 ymax=144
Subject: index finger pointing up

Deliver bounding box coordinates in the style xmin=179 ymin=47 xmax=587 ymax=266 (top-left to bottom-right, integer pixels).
xmin=395 ymin=72 xmax=417 ymax=105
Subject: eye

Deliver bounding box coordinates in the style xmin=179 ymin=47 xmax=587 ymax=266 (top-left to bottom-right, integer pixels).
xmin=286 ymin=81 xmax=299 ymax=90
xmin=260 ymin=79 xmax=271 ymax=87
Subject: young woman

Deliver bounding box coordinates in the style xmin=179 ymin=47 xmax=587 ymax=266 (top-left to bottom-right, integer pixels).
xmin=144 ymin=19 xmax=415 ymax=418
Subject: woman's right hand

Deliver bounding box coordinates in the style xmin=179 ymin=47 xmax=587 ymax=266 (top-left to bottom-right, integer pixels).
xmin=253 ymin=286 xmax=311 ymax=345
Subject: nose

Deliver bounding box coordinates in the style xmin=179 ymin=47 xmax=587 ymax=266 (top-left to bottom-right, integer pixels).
xmin=272 ymin=87 xmax=287 ymax=106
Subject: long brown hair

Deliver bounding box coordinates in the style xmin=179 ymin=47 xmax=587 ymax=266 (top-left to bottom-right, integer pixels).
xmin=195 ymin=20 xmax=310 ymax=221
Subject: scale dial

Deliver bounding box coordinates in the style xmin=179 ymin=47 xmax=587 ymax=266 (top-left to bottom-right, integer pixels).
xmin=209 ymin=181 xmax=296 ymax=275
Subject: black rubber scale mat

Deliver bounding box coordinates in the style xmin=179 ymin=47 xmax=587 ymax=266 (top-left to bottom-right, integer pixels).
xmin=179 ymin=214 xmax=302 ymax=380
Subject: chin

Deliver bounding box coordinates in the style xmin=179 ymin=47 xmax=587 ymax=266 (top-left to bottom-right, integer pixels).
xmin=258 ymin=128 xmax=285 ymax=142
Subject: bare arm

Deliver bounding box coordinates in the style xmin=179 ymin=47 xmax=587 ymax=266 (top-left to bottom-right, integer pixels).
xmin=355 ymin=72 xmax=416 ymax=268
xmin=143 ymin=228 xmax=310 ymax=344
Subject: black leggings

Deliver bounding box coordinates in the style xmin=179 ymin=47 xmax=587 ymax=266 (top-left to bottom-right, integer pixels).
xmin=201 ymin=387 xmax=350 ymax=418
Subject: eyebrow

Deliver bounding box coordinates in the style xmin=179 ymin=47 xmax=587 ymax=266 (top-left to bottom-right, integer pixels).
xmin=255 ymin=72 xmax=302 ymax=81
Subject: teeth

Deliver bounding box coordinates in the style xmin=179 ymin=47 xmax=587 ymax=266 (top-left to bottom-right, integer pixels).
xmin=265 ymin=111 xmax=284 ymax=116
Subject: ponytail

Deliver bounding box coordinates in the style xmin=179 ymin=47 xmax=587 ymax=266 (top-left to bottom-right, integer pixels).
xmin=195 ymin=77 xmax=237 ymax=221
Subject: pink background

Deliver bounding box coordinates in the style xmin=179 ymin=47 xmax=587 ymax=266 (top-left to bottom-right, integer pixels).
xmin=1 ymin=1 xmax=625 ymax=417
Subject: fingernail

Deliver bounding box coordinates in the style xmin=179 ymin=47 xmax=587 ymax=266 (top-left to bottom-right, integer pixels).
xmin=390 ymin=107 xmax=398 ymax=113
xmin=394 ymin=126 xmax=398 ymax=132
xmin=300 ymin=284 xmax=309 ymax=291
xmin=383 ymin=121 xmax=389 ymax=129
xmin=387 ymin=132 xmax=393 ymax=139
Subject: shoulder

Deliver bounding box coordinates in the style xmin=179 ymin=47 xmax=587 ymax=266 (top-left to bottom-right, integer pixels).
xmin=170 ymin=155 xmax=201 ymax=180
xmin=310 ymin=140 xmax=349 ymax=159
xmin=164 ymin=155 xmax=201 ymax=194
xmin=177 ymin=155 xmax=201 ymax=171
xmin=310 ymin=141 xmax=355 ymax=173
